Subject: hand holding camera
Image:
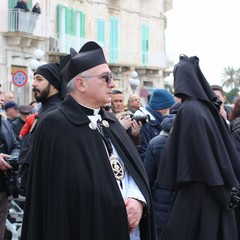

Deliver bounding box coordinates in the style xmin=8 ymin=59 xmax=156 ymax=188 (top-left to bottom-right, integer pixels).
xmin=0 ymin=153 xmax=11 ymax=171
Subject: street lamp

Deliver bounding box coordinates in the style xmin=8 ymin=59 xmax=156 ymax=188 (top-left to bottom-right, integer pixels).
xmin=29 ymin=49 xmax=45 ymax=71
xmin=128 ymin=70 xmax=140 ymax=93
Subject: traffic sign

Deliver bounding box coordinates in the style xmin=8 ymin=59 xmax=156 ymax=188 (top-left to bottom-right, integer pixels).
xmin=12 ymin=70 xmax=28 ymax=87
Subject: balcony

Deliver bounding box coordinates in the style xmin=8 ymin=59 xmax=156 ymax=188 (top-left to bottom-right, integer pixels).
xmin=3 ymin=9 xmax=47 ymax=48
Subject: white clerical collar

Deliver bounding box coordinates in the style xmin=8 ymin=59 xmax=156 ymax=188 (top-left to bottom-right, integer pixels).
xmin=78 ymin=103 xmax=100 ymax=116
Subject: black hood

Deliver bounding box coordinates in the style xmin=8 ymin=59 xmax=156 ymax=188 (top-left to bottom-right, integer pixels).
xmin=174 ymin=55 xmax=218 ymax=104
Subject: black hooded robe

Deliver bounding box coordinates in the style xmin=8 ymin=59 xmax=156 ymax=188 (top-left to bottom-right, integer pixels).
xmin=21 ymin=95 xmax=156 ymax=240
xmin=157 ymin=55 xmax=240 ymax=240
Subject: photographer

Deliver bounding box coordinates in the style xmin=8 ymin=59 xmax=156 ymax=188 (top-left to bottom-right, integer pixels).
xmin=111 ymin=90 xmax=143 ymax=147
xmin=0 ymin=116 xmax=20 ymax=239
xmin=116 ymin=109 xmax=143 ymax=147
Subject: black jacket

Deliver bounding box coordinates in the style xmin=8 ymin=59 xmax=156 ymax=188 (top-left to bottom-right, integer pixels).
xmin=144 ymin=115 xmax=177 ymax=238
xmin=0 ymin=118 xmax=20 ymax=192
xmin=21 ymin=94 xmax=156 ymax=240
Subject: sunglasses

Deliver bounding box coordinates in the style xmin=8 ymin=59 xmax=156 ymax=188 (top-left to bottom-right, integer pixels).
xmin=82 ymin=73 xmax=113 ymax=85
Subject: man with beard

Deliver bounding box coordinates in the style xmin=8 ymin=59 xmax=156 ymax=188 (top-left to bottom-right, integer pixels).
xmin=17 ymin=63 xmax=67 ymax=195
xmin=157 ymin=55 xmax=240 ymax=240
xmin=21 ymin=41 xmax=156 ymax=240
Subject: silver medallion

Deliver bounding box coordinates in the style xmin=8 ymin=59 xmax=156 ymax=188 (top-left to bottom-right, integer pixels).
xmin=89 ymin=122 xmax=97 ymax=130
xmin=102 ymin=120 xmax=109 ymax=128
xmin=109 ymin=154 xmax=125 ymax=181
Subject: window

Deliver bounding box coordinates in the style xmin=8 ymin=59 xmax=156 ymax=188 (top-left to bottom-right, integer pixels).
xmin=97 ymin=18 xmax=105 ymax=46
xmin=109 ymin=16 xmax=119 ymax=63
xmin=141 ymin=23 xmax=149 ymax=65
xmin=57 ymin=4 xmax=85 ymax=37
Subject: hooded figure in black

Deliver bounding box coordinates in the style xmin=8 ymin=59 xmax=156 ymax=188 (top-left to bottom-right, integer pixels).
xmin=21 ymin=42 xmax=156 ymax=240
xmin=157 ymin=55 xmax=240 ymax=240
xmin=17 ymin=62 xmax=67 ymax=194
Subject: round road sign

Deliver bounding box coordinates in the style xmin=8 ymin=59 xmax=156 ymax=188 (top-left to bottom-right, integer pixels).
xmin=12 ymin=70 xmax=28 ymax=87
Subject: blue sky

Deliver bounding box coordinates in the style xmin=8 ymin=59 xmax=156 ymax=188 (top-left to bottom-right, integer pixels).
xmin=165 ymin=0 xmax=240 ymax=88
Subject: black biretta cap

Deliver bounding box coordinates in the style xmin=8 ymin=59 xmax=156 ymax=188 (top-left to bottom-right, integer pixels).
xmin=34 ymin=63 xmax=67 ymax=99
xmin=61 ymin=41 xmax=107 ymax=83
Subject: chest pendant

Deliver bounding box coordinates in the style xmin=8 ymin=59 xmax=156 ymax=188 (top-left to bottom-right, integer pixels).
xmin=109 ymin=154 xmax=125 ymax=181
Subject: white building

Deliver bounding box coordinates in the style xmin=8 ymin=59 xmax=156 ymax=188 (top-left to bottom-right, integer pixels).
xmin=1 ymin=0 xmax=173 ymax=104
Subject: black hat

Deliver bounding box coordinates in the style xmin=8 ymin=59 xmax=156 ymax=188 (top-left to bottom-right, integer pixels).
xmin=34 ymin=63 xmax=67 ymax=99
xmin=61 ymin=41 xmax=107 ymax=83
xmin=18 ymin=104 xmax=32 ymax=114
xmin=4 ymin=101 xmax=18 ymax=111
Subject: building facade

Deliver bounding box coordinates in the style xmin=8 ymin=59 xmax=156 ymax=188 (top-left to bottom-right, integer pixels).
xmin=0 ymin=0 xmax=173 ymax=104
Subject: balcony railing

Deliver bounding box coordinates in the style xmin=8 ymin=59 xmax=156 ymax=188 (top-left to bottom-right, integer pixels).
xmin=8 ymin=9 xmax=47 ymax=36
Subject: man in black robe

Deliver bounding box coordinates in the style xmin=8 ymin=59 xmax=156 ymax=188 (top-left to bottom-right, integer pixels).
xmin=157 ymin=55 xmax=240 ymax=240
xmin=17 ymin=63 xmax=67 ymax=194
xmin=21 ymin=41 xmax=156 ymax=240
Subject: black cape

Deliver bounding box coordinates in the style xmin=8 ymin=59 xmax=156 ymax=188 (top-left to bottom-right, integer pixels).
xmin=18 ymin=94 xmax=63 ymax=194
xmin=157 ymin=55 xmax=240 ymax=240
xmin=21 ymin=94 xmax=156 ymax=240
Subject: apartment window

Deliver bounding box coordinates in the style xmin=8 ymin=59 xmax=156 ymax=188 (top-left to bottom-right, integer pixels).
xmin=109 ymin=16 xmax=119 ymax=64
xmin=97 ymin=18 xmax=105 ymax=46
xmin=141 ymin=23 xmax=149 ymax=65
xmin=57 ymin=4 xmax=85 ymax=38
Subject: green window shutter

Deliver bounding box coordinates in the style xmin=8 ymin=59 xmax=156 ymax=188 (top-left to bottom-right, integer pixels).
xmin=65 ymin=7 xmax=71 ymax=34
xmin=57 ymin=4 xmax=63 ymax=34
xmin=29 ymin=0 xmax=32 ymax=9
xmin=110 ymin=16 xmax=119 ymax=63
xmin=9 ymin=0 xmax=16 ymax=8
xmin=141 ymin=24 xmax=149 ymax=65
xmin=80 ymin=12 xmax=85 ymax=38
xmin=71 ymin=9 xmax=77 ymax=35
xmin=97 ymin=19 xmax=105 ymax=45
xmin=9 ymin=0 xmax=32 ymax=9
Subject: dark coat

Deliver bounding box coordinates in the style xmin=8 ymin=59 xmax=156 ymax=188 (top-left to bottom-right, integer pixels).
xmin=230 ymin=117 xmax=240 ymax=239
xmin=157 ymin=55 xmax=240 ymax=240
xmin=18 ymin=94 xmax=63 ymax=193
xmin=11 ymin=116 xmax=25 ymax=144
xmin=21 ymin=94 xmax=156 ymax=240
xmin=0 ymin=118 xmax=20 ymax=192
xmin=32 ymin=5 xmax=41 ymax=14
xmin=144 ymin=116 xmax=177 ymax=240
xmin=138 ymin=106 xmax=164 ymax=162
xmin=14 ymin=1 xmax=29 ymax=12
xmin=230 ymin=117 xmax=240 ymax=158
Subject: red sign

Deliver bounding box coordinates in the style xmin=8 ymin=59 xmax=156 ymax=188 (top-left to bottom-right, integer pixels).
xmin=12 ymin=70 xmax=28 ymax=87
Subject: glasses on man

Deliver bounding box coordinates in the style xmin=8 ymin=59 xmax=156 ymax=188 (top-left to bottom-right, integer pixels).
xmin=81 ymin=72 xmax=113 ymax=85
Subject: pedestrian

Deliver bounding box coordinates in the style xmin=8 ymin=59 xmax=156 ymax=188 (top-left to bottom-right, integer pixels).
xmin=32 ymin=2 xmax=41 ymax=14
xmin=4 ymin=101 xmax=19 ymax=123
xmin=112 ymin=90 xmax=142 ymax=148
xmin=0 ymin=93 xmax=20 ymax=240
xmin=29 ymin=2 xmax=41 ymax=33
xmin=11 ymin=104 xmax=32 ymax=144
xmin=17 ymin=62 xmax=67 ymax=194
xmin=144 ymin=103 xmax=181 ymax=239
xmin=157 ymin=55 xmax=240 ymax=240
xmin=128 ymin=94 xmax=142 ymax=113
xmin=134 ymin=88 xmax=175 ymax=161
xmin=21 ymin=41 xmax=156 ymax=240
xmin=211 ymin=84 xmax=231 ymax=121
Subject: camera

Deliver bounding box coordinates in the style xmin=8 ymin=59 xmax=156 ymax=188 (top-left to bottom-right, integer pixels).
xmin=131 ymin=114 xmax=150 ymax=124
xmin=5 ymin=156 xmax=19 ymax=198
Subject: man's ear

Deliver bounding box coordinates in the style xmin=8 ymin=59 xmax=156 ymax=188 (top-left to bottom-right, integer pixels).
xmin=75 ymin=76 xmax=86 ymax=92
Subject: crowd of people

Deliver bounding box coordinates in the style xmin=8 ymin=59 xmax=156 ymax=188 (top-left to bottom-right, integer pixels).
xmin=0 ymin=42 xmax=240 ymax=240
